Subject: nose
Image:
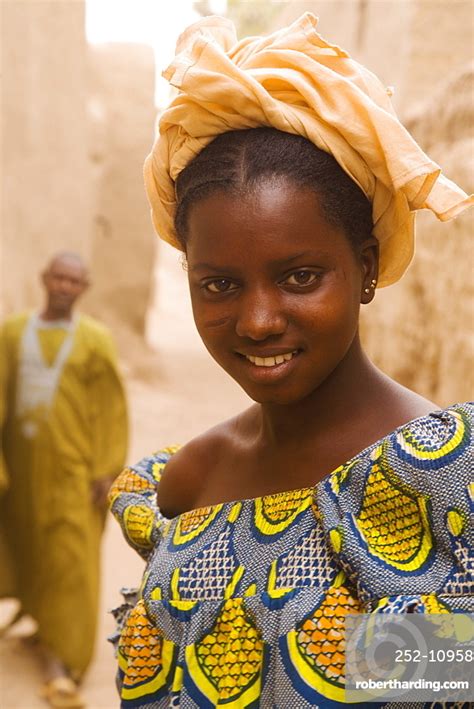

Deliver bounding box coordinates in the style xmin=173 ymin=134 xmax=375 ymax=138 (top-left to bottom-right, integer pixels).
xmin=235 ymin=286 xmax=288 ymax=341
xmin=58 ymin=276 xmax=76 ymax=291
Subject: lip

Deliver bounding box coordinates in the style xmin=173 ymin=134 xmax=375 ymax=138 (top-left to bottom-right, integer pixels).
xmin=236 ymin=346 xmax=301 ymax=357
xmin=235 ymin=348 xmax=301 ymax=383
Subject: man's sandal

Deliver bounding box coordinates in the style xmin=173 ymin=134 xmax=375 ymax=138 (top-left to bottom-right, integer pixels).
xmin=39 ymin=677 xmax=85 ymax=709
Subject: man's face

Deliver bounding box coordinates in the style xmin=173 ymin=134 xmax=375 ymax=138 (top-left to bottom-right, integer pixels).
xmin=42 ymin=256 xmax=88 ymax=318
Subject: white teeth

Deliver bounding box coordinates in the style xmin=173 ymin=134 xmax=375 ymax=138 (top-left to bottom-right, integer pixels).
xmin=245 ymin=351 xmax=297 ymax=367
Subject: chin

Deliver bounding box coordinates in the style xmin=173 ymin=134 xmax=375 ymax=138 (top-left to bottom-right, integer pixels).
xmin=235 ymin=379 xmax=316 ymax=407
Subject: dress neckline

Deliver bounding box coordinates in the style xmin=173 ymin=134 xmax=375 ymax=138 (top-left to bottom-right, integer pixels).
xmin=157 ymin=404 xmax=464 ymax=523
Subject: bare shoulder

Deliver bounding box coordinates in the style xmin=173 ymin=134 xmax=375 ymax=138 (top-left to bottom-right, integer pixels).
xmin=391 ymin=383 xmax=438 ymax=418
xmin=157 ymin=409 xmax=254 ymax=518
xmin=373 ymin=369 xmax=439 ymax=424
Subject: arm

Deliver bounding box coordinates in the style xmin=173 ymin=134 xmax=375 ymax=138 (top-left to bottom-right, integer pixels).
xmin=108 ymin=448 xmax=179 ymax=559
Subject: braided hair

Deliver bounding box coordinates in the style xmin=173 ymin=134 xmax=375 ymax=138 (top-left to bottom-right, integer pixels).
xmin=174 ymin=127 xmax=373 ymax=251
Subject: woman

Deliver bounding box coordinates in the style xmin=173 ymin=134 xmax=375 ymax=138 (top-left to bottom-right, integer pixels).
xmin=109 ymin=14 xmax=473 ymax=708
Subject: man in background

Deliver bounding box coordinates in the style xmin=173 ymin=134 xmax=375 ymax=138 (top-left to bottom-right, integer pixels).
xmin=0 ymin=252 xmax=128 ymax=708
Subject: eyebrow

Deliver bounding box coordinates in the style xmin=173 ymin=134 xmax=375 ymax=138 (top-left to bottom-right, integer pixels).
xmin=189 ymin=262 xmax=224 ymax=273
xmin=189 ymin=251 xmax=323 ymax=273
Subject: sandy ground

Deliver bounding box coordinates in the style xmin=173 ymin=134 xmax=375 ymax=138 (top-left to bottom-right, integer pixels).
xmin=0 ymin=245 xmax=251 ymax=708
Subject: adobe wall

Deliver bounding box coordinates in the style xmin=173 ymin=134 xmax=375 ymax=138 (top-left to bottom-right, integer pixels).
xmin=1 ymin=4 xmax=156 ymax=343
xmin=360 ymin=67 xmax=474 ymax=405
xmin=1 ymin=0 xmax=91 ymax=317
xmin=83 ymin=43 xmax=156 ymax=338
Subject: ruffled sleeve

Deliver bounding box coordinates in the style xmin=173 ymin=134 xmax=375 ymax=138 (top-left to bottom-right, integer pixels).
xmin=316 ymin=402 xmax=473 ymax=611
xmin=108 ymin=447 xmax=179 ymax=560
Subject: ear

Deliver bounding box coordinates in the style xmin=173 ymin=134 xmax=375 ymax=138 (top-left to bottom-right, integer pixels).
xmin=359 ymin=237 xmax=379 ymax=304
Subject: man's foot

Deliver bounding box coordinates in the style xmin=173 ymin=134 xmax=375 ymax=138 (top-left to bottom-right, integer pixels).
xmin=0 ymin=606 xmax=25 ymax=637
xmin=39 ymin=677 xmax=85 ymax=709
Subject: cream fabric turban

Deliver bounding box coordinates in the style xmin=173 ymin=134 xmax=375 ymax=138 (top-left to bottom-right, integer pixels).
xmin=144 ymin=13 xmax=473 ymax=287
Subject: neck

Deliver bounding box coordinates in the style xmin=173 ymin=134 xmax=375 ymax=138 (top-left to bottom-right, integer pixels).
xmin=256 ymin=336 xmax=383 ymax=446
xmin=40 ymin=307 xmax=73 ymax=322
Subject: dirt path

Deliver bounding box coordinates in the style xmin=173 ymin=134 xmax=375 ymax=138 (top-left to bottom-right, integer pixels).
xmin=0 ymin=246 xmax=250 ymax=708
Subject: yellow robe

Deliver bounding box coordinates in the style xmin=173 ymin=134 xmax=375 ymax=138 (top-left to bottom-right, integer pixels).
xmin=0 ymin=312 xmax=128 ymax=677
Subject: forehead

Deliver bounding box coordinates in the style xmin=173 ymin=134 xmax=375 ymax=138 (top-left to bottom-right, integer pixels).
xmin=48 ymin=257 xmax=86 ymax=279
xmin=186 ymin=179 xmax=350 ymax=263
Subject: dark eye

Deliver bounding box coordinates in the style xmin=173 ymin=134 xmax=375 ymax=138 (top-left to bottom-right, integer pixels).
xmin=205 ymin=279 xmax=238 ymax=293
xmin=283 ymin=270 xmax=319 ymax=287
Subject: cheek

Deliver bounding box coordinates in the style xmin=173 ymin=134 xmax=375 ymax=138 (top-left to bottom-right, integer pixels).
xmin=298 ymin=287 xmax=360 ymax=330
xmin=196 ymin=313 xmax=233 ymax=331
xmin=189 ymin=291 xmax=233 ymax=346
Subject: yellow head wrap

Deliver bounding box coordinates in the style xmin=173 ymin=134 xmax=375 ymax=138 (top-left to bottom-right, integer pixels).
xmin=144 ymin=13 xmax=473 ymax=287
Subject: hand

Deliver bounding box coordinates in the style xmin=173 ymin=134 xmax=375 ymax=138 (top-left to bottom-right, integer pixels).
xmin=90 ymin=476 xmax=115 ymax=508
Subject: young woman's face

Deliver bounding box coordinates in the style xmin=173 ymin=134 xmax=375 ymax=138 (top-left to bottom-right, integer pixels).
xmin=186 ymin=178 xmax=376 ymax=405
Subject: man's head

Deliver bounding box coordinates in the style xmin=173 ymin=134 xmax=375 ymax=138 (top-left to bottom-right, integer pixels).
xmin=41 ymin=252 xmax=89 ymax=320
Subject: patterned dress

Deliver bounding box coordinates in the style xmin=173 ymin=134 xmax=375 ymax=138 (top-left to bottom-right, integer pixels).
xmin=109 ymin=403 xmax=473 ymax=708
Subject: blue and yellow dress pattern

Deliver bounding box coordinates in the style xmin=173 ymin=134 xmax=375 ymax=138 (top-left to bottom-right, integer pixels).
xmin=109 ymin=403 xmax=473 ymax=708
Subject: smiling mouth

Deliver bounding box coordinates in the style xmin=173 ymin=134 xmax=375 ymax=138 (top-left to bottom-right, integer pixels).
xmin=242 ymin=350 xmax=299 ymax=367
